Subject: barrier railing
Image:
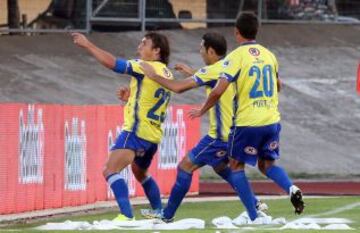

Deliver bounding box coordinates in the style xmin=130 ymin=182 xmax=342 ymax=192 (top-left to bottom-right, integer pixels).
xmin=1 ymin=0 xmax=359 ymax=34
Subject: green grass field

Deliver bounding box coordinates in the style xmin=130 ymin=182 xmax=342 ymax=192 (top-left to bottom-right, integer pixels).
xmin=1 ymin=196 xmax=360 ymax=233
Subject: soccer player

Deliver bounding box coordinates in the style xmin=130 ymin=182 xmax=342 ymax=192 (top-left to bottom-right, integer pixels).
xmin=71 ymin=32 xmax=173 ymax=221
xmin=139 ymin=32 xmax=267 ymax=222
xmin=188 ymin=13 xmax=305 ymax=221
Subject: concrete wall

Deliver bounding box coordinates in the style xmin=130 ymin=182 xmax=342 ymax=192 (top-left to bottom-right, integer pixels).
xmin=169 ymin=0 xmax=206 ymax=29
xmin=0 ymin=24 xmax=359 ymax=177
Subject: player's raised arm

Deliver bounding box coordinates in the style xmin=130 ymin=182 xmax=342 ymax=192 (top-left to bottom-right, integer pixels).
xmin=140 ymin=62 xmax=197 ymax=93
xmin=188 ymin=78 xmax=230 ymax=119
xmin=71 ymin=32 xmax=116 ymax=70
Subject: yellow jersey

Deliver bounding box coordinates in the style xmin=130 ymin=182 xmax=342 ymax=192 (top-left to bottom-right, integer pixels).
xmin=193 ymin=60 xmax=235 ymax=142
xmin=220 ymin=42 xmax=280 ymax=127
xmin=121 ymin=59 xmax=173 ymax=143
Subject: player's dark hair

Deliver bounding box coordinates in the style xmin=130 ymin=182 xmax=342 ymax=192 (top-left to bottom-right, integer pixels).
xmin=202 ymin=32 xmax=227 ymax=57
xmin=145 ymin=32 xmax=170 ymax=65
xmin=235 ymin=12 xmax=259 ymax=40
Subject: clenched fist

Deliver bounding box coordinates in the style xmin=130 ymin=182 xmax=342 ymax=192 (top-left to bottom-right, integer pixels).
xmin=117 ymin=86 xmax=130 ymax=102
xmin=71 ymin=32 xmax=91 ymax=48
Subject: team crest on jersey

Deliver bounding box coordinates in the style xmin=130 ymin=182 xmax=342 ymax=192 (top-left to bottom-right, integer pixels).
xmin=163 ymin=68 xmax=171 ymax=78
xmin=222 ymin=60 xmax=230 ymax=68
xmin=244 ymin=146 xmax=258 ymax=155
xmin=269 ymin=141 xmax=279 ymax=150
xmin=249 ymin=48 xmax=260 ymax=56
xmin=216 ymin=150 xmax=227 ymax=157
xmin=199 ymin=68 xmax=207 ymax=74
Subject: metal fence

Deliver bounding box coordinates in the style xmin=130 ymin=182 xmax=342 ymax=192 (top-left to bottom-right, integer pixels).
xmin=0 ymin=0 xmax=359 ymax=34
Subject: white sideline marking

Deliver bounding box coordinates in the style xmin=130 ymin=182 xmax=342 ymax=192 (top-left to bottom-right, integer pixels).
xmin=307 ymin=202 xmax=360 ymax=218
xmin=213 ymin=201 xmax=360 ymax=231
xmin=34 ymin=218 xmax=205 ymax=230
xmin=278 ymin=201 xmax=360 ymax=230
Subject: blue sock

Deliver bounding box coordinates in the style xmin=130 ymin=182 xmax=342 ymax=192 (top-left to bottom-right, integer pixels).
xmin=106 ymin=173 xmax=133 ymax=218
xmin=217 ymin=167 xmax=234 ymax=187
xmin=217 ymin=167 xmax=259 ymax=206
xmin=231 ymin=170 xmax=257 ymax=220
xmin=142 ymin=176 xmax=162 ymax=210
xmin=163 ymin=168 xmax=192 ymax=219
xmin=265 ymin=165 xmax=293 ymax=194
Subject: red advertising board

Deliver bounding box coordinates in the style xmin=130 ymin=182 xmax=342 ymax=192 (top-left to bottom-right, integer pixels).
xmin=0 ymin=104 xmax=200 ymax=214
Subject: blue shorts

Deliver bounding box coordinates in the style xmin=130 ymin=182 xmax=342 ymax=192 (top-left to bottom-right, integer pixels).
xmin=111 ymin=131 xmax=158 ymax=169
xmin=228 ymin=123 xmax=281 ymax=166
xmin=188 ymin=135 xmax=229 ymax=168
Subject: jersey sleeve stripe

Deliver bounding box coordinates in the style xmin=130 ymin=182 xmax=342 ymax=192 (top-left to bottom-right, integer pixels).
xmin=192 ymin=75 xmax=204 ymax=86
xmin=131 ymin=78 xmax=143 ymax=133
xmin=220 ymin=73 xmax=234 ymax=82
xmin=215 ymin=103 xmax=222 ymax=140
xmin=127 ymin=63 xmax=145 ymax=80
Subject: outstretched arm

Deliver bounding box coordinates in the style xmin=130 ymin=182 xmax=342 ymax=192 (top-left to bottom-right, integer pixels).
xmin=140 ymin=62 xmax=198 ymax=93
xmin=188 ymin=78 xmax=230 ymax=119
xmin=71 ymin=32 xmax=116 ymax=70
xmin=174 ymin=63 xmax=196 ymax=76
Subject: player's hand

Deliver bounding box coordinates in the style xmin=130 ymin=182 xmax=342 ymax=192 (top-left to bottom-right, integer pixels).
xmin=71 ymin=32 xmax=90 ymax=48
xmin=140 ymin=62 xmax=157 ymax=79
xmin=116 ymin=86 xmax=130 ymax=102
xmin=188 ymin=108 xmax=203 ymax=119
xmin=174 ymin=63 xmax=195 ymax=76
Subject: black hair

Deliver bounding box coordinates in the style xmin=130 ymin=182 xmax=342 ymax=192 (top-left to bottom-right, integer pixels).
xmin=202 ymin=32 xmax=227 ymax=57
xmin=235 ymin=12 xmax=259 ymax=40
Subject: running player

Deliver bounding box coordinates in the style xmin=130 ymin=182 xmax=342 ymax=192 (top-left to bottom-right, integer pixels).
xmin=140 ymin=32 xmax=267 ymax=222
xmin=71 ymin=32 xmax=173 ymax=221
xmin=188 ymin=13 xmax=305 ymax=221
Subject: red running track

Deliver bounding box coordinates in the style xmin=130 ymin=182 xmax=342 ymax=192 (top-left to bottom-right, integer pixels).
xmin=200 ymin=181 xmax=360 ymax=196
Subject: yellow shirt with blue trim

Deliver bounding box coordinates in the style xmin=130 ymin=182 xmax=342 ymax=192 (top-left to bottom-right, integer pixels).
xmin=192 ymin=60 xmax=235 ymax=142
xmin=220 ymin=42 xmax=280 ymax=127
xmin=114 ymin=59 xmax=173 ymax=144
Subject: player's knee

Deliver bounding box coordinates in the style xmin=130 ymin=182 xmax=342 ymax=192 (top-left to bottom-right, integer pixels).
xmin=178 ymin=155 xmax=197 ymax=173
xmin=229 ymin=158 xmax=245 ymax=171
xmin=133 ymin=173 xmax=147 ymax=183
xmin=213 ymin=163 xmax=228 ymax=174
xmin=102 ymin=165 xmax=113 ymax=179
xmin=131 ymin=163 xmax=147 ymax=182
xmin=264 ymin=160 xmax=275 ymax=171
xmin=258 ymin=159 xmax=275 ymax=175
xmin=258 ymin=160 xmax=266 ymax=175
xmin=102 ymin=160 xmax=119 ymax=177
